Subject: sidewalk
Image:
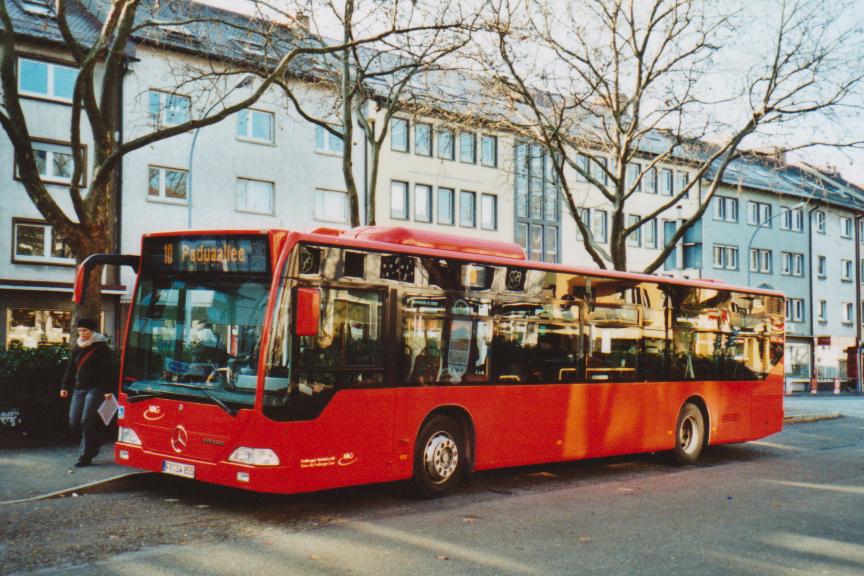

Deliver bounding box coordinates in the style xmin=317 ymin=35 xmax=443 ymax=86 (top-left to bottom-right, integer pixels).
xmin=0 ymin=442 xmax=137 ymax=504
xmin=2 ymin=396 xmax=862 ymax=504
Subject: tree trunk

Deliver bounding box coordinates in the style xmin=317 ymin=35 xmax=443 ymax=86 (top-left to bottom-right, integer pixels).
xmin=610 ymin=210 xmax=628 ymax=271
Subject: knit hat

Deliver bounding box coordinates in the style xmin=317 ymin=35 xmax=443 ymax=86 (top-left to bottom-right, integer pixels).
xmin=77 ymin=318 xmax=98 ymax=331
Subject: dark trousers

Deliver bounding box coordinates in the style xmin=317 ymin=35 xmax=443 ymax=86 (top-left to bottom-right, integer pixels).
xmin=68 ymin=388 xmax=104 ymax=460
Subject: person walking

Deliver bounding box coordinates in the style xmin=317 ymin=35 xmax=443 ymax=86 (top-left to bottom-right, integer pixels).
xmin=59 ymin=318 xmax=114 ymax=467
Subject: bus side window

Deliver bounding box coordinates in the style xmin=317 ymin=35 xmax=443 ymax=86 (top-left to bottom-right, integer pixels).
xmin=585 ymin=282 xmax=640 ymax=383
xmin=493 ymin=299 xmax=582 ymax=384
xmin=403 ymin=294 xmax=492 ymax=385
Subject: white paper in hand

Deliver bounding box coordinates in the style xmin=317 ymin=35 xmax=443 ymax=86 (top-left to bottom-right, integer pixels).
xmin=98 ymin=394 xmax=119 ymax=426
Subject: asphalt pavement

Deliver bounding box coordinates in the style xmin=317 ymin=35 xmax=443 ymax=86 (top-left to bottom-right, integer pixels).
xmin=0 ymin=394 xmax=860 ymax=505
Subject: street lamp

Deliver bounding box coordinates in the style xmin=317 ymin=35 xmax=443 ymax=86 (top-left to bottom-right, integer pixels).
xmin=746 ymin=200 xmax=806 ymax=287
xmin=187 ymin=75 xmax=254 ymax=229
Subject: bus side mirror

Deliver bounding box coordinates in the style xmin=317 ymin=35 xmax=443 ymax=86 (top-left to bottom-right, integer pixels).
xmin=295 ymin=288 xmax=320 ymax=336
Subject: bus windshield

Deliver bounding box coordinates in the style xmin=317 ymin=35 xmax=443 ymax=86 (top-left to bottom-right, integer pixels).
xmin=122 ymin=274 xmax=270 ymax=412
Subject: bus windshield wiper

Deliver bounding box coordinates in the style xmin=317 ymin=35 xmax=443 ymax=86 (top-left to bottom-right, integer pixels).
xmin=184 ymin=385 xmax=238 ymax=416
xmin=126 ymin=391 xmax=160 ymax=403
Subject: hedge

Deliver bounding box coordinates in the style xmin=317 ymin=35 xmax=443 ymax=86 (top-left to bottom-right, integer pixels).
xmin=0 ymin=344 xmax=72 ymax=438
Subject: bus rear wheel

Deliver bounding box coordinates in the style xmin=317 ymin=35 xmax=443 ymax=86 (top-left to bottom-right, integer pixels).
xmin=673 ymin=403 xmax=705 ymax=465
xmin=412 ymin=415 xmax=464 ymax=498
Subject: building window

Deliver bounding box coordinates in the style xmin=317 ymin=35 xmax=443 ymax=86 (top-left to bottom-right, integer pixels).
xmin=460 ymin=190 xmax=476 ymax=227
xmin=148 ymin=166 xmax=188 ymax=203
xmin=415 ymin=123 xmax=432 ymax=156
xmin=515 ymin=143 xmax=560 ymax=261
xmin=236 ymin=178 xmax=274 ymax=214
xmin=236 ymin=109 xmax=274 ymax=143
xmin=12 ymin=220 xmax=74 ymax=265
xmin=660 ymin=168 xmax=674 ymax=196
xmin=460 ymin=132 xmax=476 ymax=164
xmin=626 ymin=162 xmax=641 ymax=192
xmin=18 ymin=57 xmax=77 ymax=102
xmin=313 ymin=189 xmax=348 ymax=224
xmin=712 ymin=244 xmax=739 ymax=270
xmin=390 ymin=180 xmax=409 ymax=220
xmin=786 ymin=298 xmax=804 ymax=322
xmin=815 ymin=211 xmax=826 ymax=234
xmin=817 ymin=300 xmax=827 ymax=322
xmin=781 ymin=252 xmax=804 ymax=276
xmin=676 ymin=171 xmax=690 ymax=197
xmin=390 ymin=118 xmax=409 ymax=152
xmin=842 ymin=302 xmax=854 ymax=324
xmin=314 ymin=125 xmax=344 ymax=154
xmin=575 ymin=154 xmax=589 ymax=182
xmin=481 ymin=194 xmax=498 ymax=230
xmin=842 ymin=259 xmax=853 ymax=281
xmin=592 ymin=210 xmax=608 ymax=244
xmin=713 ymin=196 xmax=738 ymax=222
xmin=149 ymin=90 xmax=190 ymax=127
xmin=544 ymin=227 xmax=558 ymax=262
xmin=592 ymin=157 xmax=608 ymax=185
xmin=414 ymin=184 xmax=433 ymax=222
xmin=643 ymin=218 xmax=658 ymax=249
xmin=20 ymin=0 xmax=56 ymax=16
xmin=18 ymin=141 xmax=80 ymax=185
xmin=748 ymin=201 xmax=772 ymax=226
xmin=437 ymin=187 xmax=454 ymax=225
xmin=817 ymin=255 xmax=827 ymax=278
xmin=841 ymin=216 xmax=853 ymax=238
xmin=643 ymin=167 xmax=657 ymax=194
xmin=627 ymin=214 xmax=641 ymax=247
xmin=480 ymin=135 xmax=497 ymax=167
xmin=6 ymin=309 xmax=74 ymax=349
xmin=749 ymin=248 xmax=772 ymax=274
xmin=780 ymin=206 xmax=803 ymax=231
xmin=437 ymin=129 xmax=454 ymax=160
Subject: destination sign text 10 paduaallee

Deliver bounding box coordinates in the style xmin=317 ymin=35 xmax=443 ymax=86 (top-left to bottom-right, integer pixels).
xmin=144 ymin=235 xmax=270 ymax=273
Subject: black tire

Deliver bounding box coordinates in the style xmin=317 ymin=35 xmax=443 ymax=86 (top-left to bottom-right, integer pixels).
xmin=673 ymin=403 xmax=705 ymax=465
xmin=412 ymin=415 xmax=464 ymax=498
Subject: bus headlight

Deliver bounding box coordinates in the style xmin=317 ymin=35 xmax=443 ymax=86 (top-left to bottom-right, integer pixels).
xmin=118 ymin=426 xmax=142 ymax=446
xmin=228 ymin=447 xmax=280 ymax=466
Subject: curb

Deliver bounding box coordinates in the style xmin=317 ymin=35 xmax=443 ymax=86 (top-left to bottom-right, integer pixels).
xmin=0 ymin=471 xmax=147 ymax=506
xmin=783 ymin=412 xmax=842 ymax=424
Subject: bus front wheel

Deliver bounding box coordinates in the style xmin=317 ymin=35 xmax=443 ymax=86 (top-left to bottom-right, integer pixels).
xmin=674 ymin=403 xmax=705 ymax=465
xmin=412 ymin=415 xmax=464 ymax=498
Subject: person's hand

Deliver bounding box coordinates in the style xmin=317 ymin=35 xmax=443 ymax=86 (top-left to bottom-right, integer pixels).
xmin=104 ymin=393 xmax=113 ymax=400
xmin=59 ymin=389 xmax=69 ymax=399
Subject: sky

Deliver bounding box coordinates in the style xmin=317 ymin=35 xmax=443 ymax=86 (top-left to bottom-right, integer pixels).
xmin=197 ymin=0 xmax=864 ymax=185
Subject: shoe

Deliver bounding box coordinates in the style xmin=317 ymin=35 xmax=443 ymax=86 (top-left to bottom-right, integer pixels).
xmin=75 ymin=457 xmax=92 ymax=468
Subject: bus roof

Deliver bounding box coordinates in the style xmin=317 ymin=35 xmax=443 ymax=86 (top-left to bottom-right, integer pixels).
xmin=142 ymin=227 xmax=784 ymax=299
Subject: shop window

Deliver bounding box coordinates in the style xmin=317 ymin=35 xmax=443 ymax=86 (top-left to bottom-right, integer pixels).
xmin=6 ymin=309 xmax=73 ymax=349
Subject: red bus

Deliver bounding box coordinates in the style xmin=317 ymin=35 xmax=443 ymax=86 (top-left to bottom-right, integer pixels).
xmin=76 ymin=226 xmax=785 ymax=497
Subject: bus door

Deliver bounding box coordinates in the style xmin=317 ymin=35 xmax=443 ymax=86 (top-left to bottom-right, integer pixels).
xmin=277 ymin=282 xmax=395 ymax=486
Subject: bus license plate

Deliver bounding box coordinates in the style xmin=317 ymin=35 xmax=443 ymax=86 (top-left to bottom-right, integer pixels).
xmin=162 ymin=460 xmax=195 ymax=479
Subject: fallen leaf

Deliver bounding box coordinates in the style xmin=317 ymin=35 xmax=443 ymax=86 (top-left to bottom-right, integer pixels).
xmin=579 ymin=537 xmax=592 ymax=543
xmin=436 ymin=555 xmax=449 ymax=561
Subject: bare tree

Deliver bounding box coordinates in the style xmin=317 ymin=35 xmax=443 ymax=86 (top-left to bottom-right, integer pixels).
xmin=0 ymin=0 xmax=448 ymax=318
xmin=484 ymin=0 xmax=864 ymax=272
xmin=268 ymin=0 xmax=478 ymax=226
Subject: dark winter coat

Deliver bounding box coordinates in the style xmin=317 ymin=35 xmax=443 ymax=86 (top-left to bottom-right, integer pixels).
xmin=61 ymin=335 xmax=114 ymax=393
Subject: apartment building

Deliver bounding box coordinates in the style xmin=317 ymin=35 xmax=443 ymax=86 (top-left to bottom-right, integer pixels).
xmin=696 ymin=155 xmax=864 ymax=392
xmin=1 ymin=0 xmax=354 ymax=347
xmin=2 ymin=0 xmax=862 ymax=397
xmin=373 ymin=110 xmax=700 ymax=273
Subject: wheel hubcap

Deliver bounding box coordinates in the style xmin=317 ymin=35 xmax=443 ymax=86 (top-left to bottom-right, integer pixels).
xmin=680 ymin=415 xmax=700 ymax=454
xmin=424 ymin=432 xmax=459 ymax=484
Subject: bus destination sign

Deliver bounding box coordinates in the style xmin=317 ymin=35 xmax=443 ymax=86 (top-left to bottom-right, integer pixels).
xmin=144 ymin=235 xmax=270 ymax=273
